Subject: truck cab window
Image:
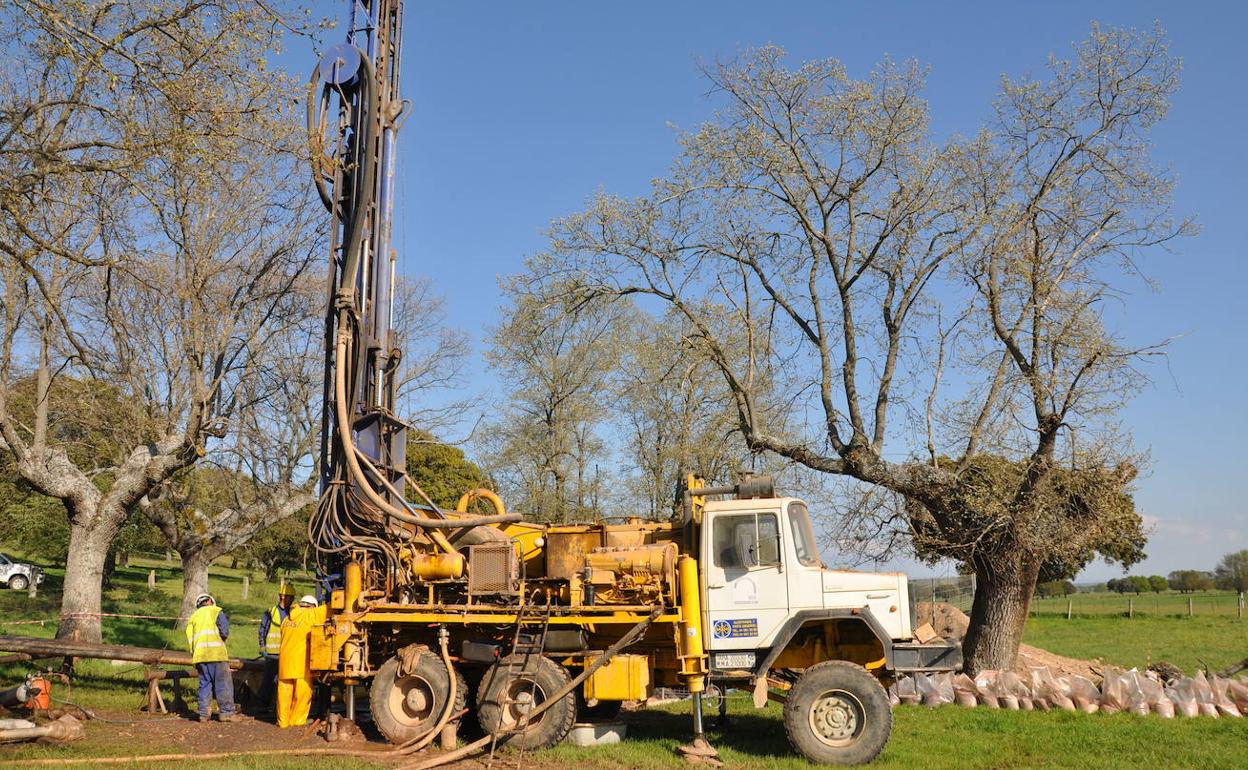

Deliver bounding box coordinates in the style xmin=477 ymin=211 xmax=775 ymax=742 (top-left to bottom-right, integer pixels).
xmin=788 ymin=502 xmax=821 ymax=567
xmin=713 ymin=513 xmax=780 ymax=568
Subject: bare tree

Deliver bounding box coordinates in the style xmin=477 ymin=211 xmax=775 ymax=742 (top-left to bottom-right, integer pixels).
xmin=517 ymin=26 xmax=1189 ymax=671
xmin=390 ymin=276 xmax=473 ymax=434
xmin=144 ymin=281 xmax=322 ymax=625
xmin=480 ymin=286 xmax=625 ymax=522
xmin=614 ymin=312 xmax=743 ymax=516
xmin=0 ymin=0 xmax=318 ymax=641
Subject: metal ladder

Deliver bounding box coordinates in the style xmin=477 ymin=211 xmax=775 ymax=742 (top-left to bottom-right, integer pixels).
xmin=487 ymin=595 xmax=555 ymax=766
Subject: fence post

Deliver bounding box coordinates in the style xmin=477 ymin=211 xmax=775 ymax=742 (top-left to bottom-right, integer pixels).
xmin=27 ymin=579 xmax=36 ymax=598
xmin=242 ymin=575 xmax=250 ymax=601
xmin=1128 ymin=597 xmax=1133 ymax=618
xmin=148 ymin=570 xmax=156 ymax=590
xmin=1239 ymin=592 xmax=1244 ymax=620
xmin=1067 ymin=599 xmax=1072 ymax=620
xmin=1188 ymin=596 xmax=1194 ymax=617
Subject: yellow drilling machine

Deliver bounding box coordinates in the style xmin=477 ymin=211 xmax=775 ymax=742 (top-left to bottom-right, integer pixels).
xmin=304 ymin=0 xmax=959 ymax=765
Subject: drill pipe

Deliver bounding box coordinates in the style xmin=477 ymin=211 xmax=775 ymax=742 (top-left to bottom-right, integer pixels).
xmin=0 ymin=636 xmax=264 ymax=671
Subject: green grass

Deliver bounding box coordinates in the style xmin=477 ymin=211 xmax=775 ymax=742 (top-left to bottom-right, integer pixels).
xmin=539 ymin=700 xmax=1248 ymax=770
xmin=1030 ymin=590 xmax=1243 ymax=618
xmin=0 ymin=553 xmax=312 ymax=710
xmin=3 ymin=559 xmax=1248 ymax=767
xmin=1024 ymin=614 xmax=1248 ymax=673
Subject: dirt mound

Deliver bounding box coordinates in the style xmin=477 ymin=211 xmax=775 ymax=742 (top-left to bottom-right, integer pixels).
xmin=916 ymin=602 xmax=1101 ymax=681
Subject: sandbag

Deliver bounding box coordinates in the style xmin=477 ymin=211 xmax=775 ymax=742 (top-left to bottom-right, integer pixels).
xmin=1211 ymin=675 xmax=1242 ymax=718
xmin=974 ymin=670 xmax=1000 ymax=709
xmin=1139 ymin=675 xmax=1171 ymax=718
xmin=1226 ymin=678 xmax=1248 ymax=713
xmin=1193 ymin=671 xmax=1220 ymax=718
xmin=1167 ymin=677 xmax=1199 ymax=718
xmin=952 ymin=673 xmax=979 ymax=708
xmin=1031 ymin=666 xmax=1075 ymax=712
xmin=1121 ymin=669 xmax=1150 ymax=717
xmin=1069 ymin=675 xmax=1101 ymax=714
xmin=917 ymin=672 xmax=954 ymax=708
xmin=897 ymin=675 xmax=920 ymax=706
xmin=1100 ymin=666 xmax=1126 ymax=714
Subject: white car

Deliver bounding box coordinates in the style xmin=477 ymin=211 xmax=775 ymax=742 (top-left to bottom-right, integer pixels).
xmin=0 ymin=553 xmax=44 ymax=591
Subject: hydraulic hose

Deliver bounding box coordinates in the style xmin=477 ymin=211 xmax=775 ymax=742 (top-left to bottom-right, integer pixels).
xmin=393 ymin=630 xmax=457 ymax=755
xmin=399 ymin=608 xmax=662 ymax=770
xmin=333 ymin=334 xmax=457 ymax=554
xmin=354 ymin=450 xmax=520 ymax=528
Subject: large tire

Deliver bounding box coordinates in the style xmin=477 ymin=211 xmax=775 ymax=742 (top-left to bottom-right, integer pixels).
xmin=7 ymin=575 xmax=28 ymax=591
xmin=782 ymin=661 xmax=892 ymax=766
xmin=477 ymin=654 xmax=576 ymax=750
xmin=370 ymin=650 xmax=467 ymax=744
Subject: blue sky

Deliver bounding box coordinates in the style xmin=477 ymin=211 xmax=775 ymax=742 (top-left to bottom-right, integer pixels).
xmin=306 ymin=1 xmax=1246 ymax=581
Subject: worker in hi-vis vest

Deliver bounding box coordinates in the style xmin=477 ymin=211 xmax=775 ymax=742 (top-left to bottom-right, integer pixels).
xmin=257 ymin=582 xmax=295 ymax=712
xmin=184 ymin=593 xmax=238 ymax=722
xmin=276 ymin=594 xmax=326 ymax=728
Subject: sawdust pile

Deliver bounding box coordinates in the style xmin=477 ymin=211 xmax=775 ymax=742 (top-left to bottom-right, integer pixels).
xmin=916 ymin=602 xmax=1100 ymax=681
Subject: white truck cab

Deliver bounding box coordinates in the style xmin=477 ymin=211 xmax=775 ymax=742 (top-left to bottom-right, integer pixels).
xmin=698 ymin=495 xmax=958 ymax=680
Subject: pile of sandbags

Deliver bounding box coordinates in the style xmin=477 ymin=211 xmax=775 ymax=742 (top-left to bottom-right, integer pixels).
xmin=888 ymin=666 xmax=1248 ymax=718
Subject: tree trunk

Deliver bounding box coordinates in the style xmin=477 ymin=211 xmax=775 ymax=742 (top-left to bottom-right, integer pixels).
xmin=57 ymin=523 xmax=114 ymax=643
xmin=961 ymin=555 xmax=1040 ymax=674
xmin=176 ymin=549 xmax=212 ymax=629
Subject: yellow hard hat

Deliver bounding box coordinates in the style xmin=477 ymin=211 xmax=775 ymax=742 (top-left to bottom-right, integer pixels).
xmin=278 ymin=582 xmax=295 ymax=598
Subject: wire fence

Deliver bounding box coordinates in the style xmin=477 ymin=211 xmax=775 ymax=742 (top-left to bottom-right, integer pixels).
xmin=1030 ymin=591 xmax=1246 ymax=619
xmin=908 ymin=576 xmax=976 ymax=615
xmin=908 ymin=576 xmax=1247 ymax=620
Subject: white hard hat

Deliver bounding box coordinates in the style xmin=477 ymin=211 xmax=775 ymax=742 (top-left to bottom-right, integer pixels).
xmin=195 ymin=593 xmax=214 ymax=607
xmin=298 ymin=595 xmax=318 ymax=607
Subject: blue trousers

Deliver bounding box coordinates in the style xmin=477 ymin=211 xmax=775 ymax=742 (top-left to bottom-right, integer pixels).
xmin=195 ymin=661 xmax=236 ymax=718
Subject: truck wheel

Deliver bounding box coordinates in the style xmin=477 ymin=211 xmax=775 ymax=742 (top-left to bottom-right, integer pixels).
xmin=783 ymin=661 xmax=892 ymax=766
xmin=8 ymin=575 xmax=28 ymax=591
xmin=477 ymin=654 xmax=576 ymax=749
xmin=370 ymin=651 xmax=467 ymax=744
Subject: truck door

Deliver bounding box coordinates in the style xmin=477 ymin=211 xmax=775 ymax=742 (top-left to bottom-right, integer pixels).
xmin=703 ymin=510 xmax=789 ymax=652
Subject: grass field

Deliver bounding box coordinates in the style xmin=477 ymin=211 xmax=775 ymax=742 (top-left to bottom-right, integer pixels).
xmin=2 ymin=555 xmax=1248 ymax=768
xmin=1030 ymin=590 xmax=1244 ymax=618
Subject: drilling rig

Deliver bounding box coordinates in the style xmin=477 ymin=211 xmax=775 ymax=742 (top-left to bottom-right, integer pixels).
xmin=304 ymin=2 xmax=960 ymax=764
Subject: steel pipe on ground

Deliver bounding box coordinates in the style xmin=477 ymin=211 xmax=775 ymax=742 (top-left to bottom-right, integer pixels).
xmin=0 ymin=636 xmax=264 ymax=672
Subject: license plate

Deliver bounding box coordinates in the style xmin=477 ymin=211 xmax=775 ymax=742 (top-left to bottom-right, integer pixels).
xmin=714 ymin=652 xmax=756 ymax=670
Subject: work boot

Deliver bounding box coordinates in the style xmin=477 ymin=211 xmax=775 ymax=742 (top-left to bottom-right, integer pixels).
xmin=195 ymin=713 xmax=210 ymax=723
xmin=219 ymin=713 xmax=241 ymax=723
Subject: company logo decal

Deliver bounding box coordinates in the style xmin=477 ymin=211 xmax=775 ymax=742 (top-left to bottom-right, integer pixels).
xmin=712 ymin=618 xmax=759 ymax=639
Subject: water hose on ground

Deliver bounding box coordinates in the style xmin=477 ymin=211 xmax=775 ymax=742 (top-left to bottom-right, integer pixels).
xmin=399 ymin=607 xmax=662 ymax=770
xmin=392 ymin=629 xmax=457 ymax=755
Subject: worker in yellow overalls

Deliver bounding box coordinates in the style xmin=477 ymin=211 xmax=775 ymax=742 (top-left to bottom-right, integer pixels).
xmin=257 ymin=582 xmax=295 ymax=713
xmin=185 ymin=594 xmax=238 ymax=722
xmin=276 ymin=594 xmax=326 ymax=728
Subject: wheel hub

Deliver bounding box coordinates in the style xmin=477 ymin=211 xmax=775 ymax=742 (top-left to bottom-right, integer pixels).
xmin=502 ymin=679 xmax=545 ymax=728
xmin=388 ymin=675 xmax=437 ymax=726
xmin=809 ymin=690 xmax=862 ymax=747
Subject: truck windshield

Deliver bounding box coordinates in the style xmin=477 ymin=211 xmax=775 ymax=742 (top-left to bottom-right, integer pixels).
xmin=787 ymin=502 xmax=821 ymax=567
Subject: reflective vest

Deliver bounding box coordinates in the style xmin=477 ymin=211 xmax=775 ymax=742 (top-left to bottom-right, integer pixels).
xmin=264 ymin=606 xmax=284 ymax=654
xmin=186 ymin=605 xmax=228 ymax=663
